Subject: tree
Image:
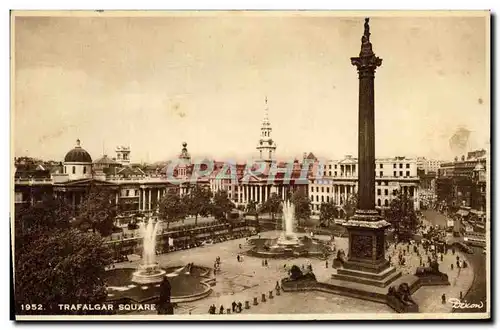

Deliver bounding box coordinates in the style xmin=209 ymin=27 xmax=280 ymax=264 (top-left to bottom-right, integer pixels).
xmin=158 ymin=190 xmax=186 ymax=230
xmin=260 ymin=192 xmax=282 ymax=221
xmin=14 ymin=198 xmax=113 ymax=315
xmin=211 ymin=190 xmax=235 ymax=221
xmin=291 ymin=190 xmax=311 ymax=225
xmin=184 ymin=186 xmax=212 ymax=226
xmin=75 ymin=187 xmax=117 ymax=237
xmin=343 ymin=193 xmax=358 ymax=220
xmin=15 ymin=195 xmax=72 ymax=243
xmin=319 ymin=200 xmax=336 ymax=226
xmin=15 ymin=228 xmax=113 ymax=315
xmin=386 ymin=191 xmax=418 ymax=242
xmin=245 ymin=200 xmax=259 ymax=221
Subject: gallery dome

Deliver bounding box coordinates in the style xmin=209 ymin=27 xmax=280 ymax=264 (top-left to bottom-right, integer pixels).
xmin=64 ymin=139 xmax=92 ymax=163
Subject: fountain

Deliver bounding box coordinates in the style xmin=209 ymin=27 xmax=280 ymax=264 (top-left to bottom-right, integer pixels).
xmin=275 ymin=200 xmax=301 ymax=247
xmin=131 ymin=217 xmax=166 ymax=284
xmin=246 ymin=200 xmax=329 ymax=258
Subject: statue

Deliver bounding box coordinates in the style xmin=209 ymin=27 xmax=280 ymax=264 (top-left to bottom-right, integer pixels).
xmin=157 ymin=277 xmax=174 ymax=315
xmin=364 ymin=17 xmax=370 ymax=40
xmin=388 ymin=283 xmax=416 ymax=308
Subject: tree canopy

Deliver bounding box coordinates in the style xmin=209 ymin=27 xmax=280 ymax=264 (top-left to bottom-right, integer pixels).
xmin=14 ymin=193 xmax=113 ymax=315
xmin=386 ymin=191 xmax=419 ymax=242
xmin=290 ymin=190 xmax=311 ymax=224
xmin=75 ymin=187 xmax=117 ymax=237
xmin=15 ymin=228 xmax=112 ymax=314
xmin=184 ymin=186 xmax=212 ymax=225
xmin=211 ymin=190 xmax=235 ymax=221
xmin=319 ymin=200 xmax=336 ymax=226
xmin=158 ymin=190 xmax=186 ymax=230
xmin=260 ymin=192 xmax=282 ymax=221
xmin=343 ymin=193 xmax=358 ymax=220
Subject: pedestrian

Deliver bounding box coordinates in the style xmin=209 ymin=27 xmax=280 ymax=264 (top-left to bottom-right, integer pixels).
xmin=219 ymin=305 xmax=224 ymax=314
xmin=451 ymin=263 xmax=454 ymax=270
xmin=237 ymin=255 xmax=240 ymax=262
xmin=442 ymin=294 xmax=446 ymax=304
xmin=325 ymin=260 xmax=329 ymax=268
xmin=460 ymin=291 xmax=463 ymax=300
xmin=232 ymin=301 xmax=237 ymax=312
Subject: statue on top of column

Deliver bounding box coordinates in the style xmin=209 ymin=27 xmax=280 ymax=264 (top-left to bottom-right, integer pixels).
xmin=360 ymin=18 xmax=374 ymax=56
xmin=364 ymin=18 xmax=371 ymax=41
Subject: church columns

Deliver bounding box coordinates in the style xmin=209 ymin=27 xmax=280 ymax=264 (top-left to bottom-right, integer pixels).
xmin=142 ymin=189 xmax=146 ymax=211
xmin=148 ymin=188 xmax=152 ymax=210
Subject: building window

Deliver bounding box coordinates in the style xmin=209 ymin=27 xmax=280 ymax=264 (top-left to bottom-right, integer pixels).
xmin=136 ymin=190 xmax=139 ymax=196
xmin=83 ymin=166 xmax=87 ymax=174
xmin=393 ymin=171 xmax=397 ymax=177
xmin=329 ymin=165 xmax=332 ymax=170
xmin=393 ymin=164 xmax=396 ymax=169
xmin=377 ymin=189 xmax=381 ymax=196
xmin=384 ymin=200 xmax=389 ymax=207
xmin=406 ymin=164 xmax=410 ymax=168
xmin=399 ymin=164 xmax=403 ymax=168
xmin=326 ymin=187 xmax=330 ymax=193
xmin=400 ymin=171 xmax=403 ymax=177
xmin=327 ymin=196 xmax=330 ymax=202
xmin=379 ymin=171 xmax=383 ymax=177
xmin=377 ymin=199 xmax=381 ymax=206
xmin=126 ymin=190 xmax=129 ymax=197
xmin=334 ymin=171 xmax=337 ymax=176
xmin=311 ymin=186 xmax=314 ymax=192
xmin=321 ymin=196 xmax=324 ymax=202
xmin=335 ymin=165 xmax=337 ymax=169
xmin=328 ymin=171 xmax=332 ymax=176
xmin=385 ymin=189 xmax=388 ymax=196
xmin=406 ymin=171 xmax=410 ymax=177
xmin=316 ymin=187 xmax=319 ymax=193
xmin=72 ymin=166 xmax=76 ymax=174
xmin=321 ymin=187 xmax=324 ymax=193
xmin=316 ymin=196 xmax=319 ymax=202
xmin=380 ymin=164 xmax=383 ymax=169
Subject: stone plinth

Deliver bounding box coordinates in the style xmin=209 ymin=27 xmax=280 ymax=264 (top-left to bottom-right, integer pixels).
xmin=334 ymin=210 xmax=401 ymax=288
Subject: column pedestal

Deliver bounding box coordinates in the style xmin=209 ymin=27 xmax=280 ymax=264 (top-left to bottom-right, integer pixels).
xmin=331 ymin=209 xmax=401 ymax=287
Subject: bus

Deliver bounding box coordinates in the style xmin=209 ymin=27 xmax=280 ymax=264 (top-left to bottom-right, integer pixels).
xmin=463 ymin=232 xmax=486 ymax=248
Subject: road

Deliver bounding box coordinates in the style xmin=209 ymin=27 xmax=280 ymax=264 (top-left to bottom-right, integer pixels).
xmin=452 ymin=246 xmax=488 ymax=313
xmin=421 ymin=209 xmax=449 ymax=228
xmin=422 ymin=210 xmax=487 ymax=313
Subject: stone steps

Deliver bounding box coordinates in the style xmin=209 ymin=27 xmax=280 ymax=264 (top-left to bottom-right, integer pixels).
xmin=331 ymin=268 xmax=402 ymax=288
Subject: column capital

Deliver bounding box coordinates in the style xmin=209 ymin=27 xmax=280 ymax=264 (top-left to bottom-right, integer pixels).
xmin=351 ymin=18 xmax=382 ymax=76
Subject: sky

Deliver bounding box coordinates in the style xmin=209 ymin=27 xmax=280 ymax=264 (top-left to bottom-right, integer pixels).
xmin=13 ymin=12 xmax=490 ymax=163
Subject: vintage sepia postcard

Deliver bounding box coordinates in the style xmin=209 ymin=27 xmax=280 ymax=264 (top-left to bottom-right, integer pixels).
xmin=10 ymin=10 xmax=490 ymax=321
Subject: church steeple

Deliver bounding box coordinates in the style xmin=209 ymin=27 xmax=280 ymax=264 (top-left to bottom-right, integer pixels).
xmin=256 ymin=96 xmax=277 ymax=162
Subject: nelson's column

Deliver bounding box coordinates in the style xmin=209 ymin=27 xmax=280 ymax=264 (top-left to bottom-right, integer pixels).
xmin=332 ymin=18 xmax=402 ymax=287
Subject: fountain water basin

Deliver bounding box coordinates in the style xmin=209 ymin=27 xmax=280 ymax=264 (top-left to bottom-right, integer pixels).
xmin=247 ymin=200 xmax=329 ymax=258
xmin=131 ymin=263 xmax=167 ymax=284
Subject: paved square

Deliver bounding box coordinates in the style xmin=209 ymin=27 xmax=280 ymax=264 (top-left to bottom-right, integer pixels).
xmin=114 ymin=230 xmax=473 ymax=315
